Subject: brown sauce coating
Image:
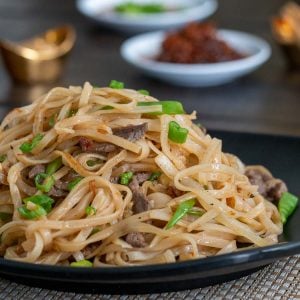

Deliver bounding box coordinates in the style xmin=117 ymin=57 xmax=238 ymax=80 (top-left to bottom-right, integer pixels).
xmin=157 ymin=22 xmax=244 ymax=64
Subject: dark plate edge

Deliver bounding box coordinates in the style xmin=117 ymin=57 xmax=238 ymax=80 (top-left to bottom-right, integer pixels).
xmin=0 ymin=241 xmax=299 ymax=282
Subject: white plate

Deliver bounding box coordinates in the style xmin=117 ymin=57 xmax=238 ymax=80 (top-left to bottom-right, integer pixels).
xmin=121 ymin=30 xmax=271 ymax=87
xmin=76 ymin=0 xmax=218 ymax=34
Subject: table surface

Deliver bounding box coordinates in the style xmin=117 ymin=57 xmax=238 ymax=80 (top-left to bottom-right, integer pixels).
xmin=0 ymin=0 xmax=299 ymax=299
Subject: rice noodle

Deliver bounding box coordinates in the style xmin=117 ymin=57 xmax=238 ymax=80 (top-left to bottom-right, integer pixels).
xmin=0 ymin=82 xmax=283 ymax=266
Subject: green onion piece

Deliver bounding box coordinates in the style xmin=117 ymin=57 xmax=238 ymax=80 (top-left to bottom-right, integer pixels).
xmin=46 ymin=157 xmax=62 ymax=175
xmin=116 ymin=2 xmax=164 ymax=14
xmin=86 ymin=205 xmax=96 ymax=216
xmin=67 ymin=109 xmax=78 ymax=117
xmin=138 ymin=89 xmax=150 ymax=96
xmin=187 ymin=209 xmax=205 ymax=217
xmin=19 ymin=133 xmax=44 ymax=153
xmin=109 ymin=80 xmax=124 ymax=89
xmin=137 ymin=101 xmax=184 ymax=115
xmin=119 ymin=171 xmax=133 ymax=185
xmin=48 ymin=113 xmax=57 ymax=128
xmin=0 ymin=212 xmax=12 ymax=222
xmin=166 ymin=199 xmax=196 ymax=229
xmin=34 ymin=173 xmax=55 ymax=193
xmin=0 ymin=154 xmax=6 ymax=163
xmin=67 ymin=177 xmax=83 ymax=191
xmin=278 ymin=192 xmax=299 ymax=224
xmin=23 ymin=194 xmax=54 ymax=213
xmin=148 ymin=171 xmax=162 ymax=181
xmin=70 ymin=259 xmax=93 ymax=267
xmin=87 ymin=159 xmax=102 ymax=167
xmin=18 ymin=205 xmax=47 ymax=220
xmin=168 ymin=121 xmax=189 ymax=144
xmin=101 ymin=105 xmax=114 ymax=110
xmin=90 ymin=227 xmax=100 ymax=236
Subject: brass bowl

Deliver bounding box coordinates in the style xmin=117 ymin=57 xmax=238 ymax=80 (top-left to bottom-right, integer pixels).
xmin=0 ymin=25 xmax=76 ymax=84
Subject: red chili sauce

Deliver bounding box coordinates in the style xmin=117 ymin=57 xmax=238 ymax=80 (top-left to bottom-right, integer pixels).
xmin=157 ymin=22 xmax=245 ymax=64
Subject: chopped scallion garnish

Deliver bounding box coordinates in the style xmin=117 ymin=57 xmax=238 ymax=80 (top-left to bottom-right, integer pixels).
xmin=138 ymin=89 xmax=150 ymax=96
xmin=48 ymin=113 xmax=57 ymax=128
xmin=119 ymin=171 xmax=133 ymax=185
xmin=22 ymin=194 xmax=54 ymax=213
xmin=187 ymin=209 xmax=205 ymax=217
xmin=168 ymin=121 xmax=189 ymax=144
xmin=137 ymin=101 xmax=184 ymax=115
xmin=67 ymin=177 xmax=83 ymax=191
xmin=278 ymin=192 xmax=299 ymax=224
xmin=166 ymin=199 xmax=197 ymax=229
xmin=46 ymin=157 xmax=62 ymax=175
xmin=19 ymin=133 xmax=44 ymax=153
xmin=109 ymin=80 xmax=124 ymax=89
xmin=34 ymin=173 xmax=55 ymax=193
xmin=18 ymin=205 xmax=47 ymax=220
xmin=86 ymin=205 xmax=96 ymax=216
xmin=148 ymin=171 xmax=161 ymax=181
xmin=101 ymin=105 xmax=114 ymax=110
xmin=87 ymin=159 xmax=102 ymax=167
xmin=116 ymin=2 xmax=165 ymax=14
xmin=70 ymin=259 xmax=93 ymax=267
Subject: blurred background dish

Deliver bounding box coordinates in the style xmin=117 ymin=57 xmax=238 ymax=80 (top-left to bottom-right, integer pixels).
xmin=271 ymin=2 xmax=300 ymax=70
xmin=121 ymin=27 xmax=271 ymax=87
xmin=76 ymin=0 xmax=218 ymax=34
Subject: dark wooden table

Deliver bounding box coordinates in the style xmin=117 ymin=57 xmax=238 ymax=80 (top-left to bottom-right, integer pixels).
xmin=0 ymin=0 xmax=299 ymax=136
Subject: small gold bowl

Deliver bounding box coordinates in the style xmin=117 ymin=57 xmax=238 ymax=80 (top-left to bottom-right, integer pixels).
xmin=0 ymin=25 xmax=76 ymax=84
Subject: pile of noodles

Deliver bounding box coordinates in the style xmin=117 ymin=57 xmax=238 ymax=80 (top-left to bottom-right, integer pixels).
xmin=0 ymin=82 xmax=282 ymax=266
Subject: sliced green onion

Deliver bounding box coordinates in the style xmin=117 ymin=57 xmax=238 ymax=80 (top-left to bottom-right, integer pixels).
xmin=49 ymin=113 xmax=57 ymax=128
xmin=119 ymin=171 xmax=133 ymax=185
xmin=168 ymin=121 xmax=189 ymax=144
xmin=35 ymin=173 xmax=55 ymax=193
xmin=109 ymin=80 xmax=124 ymax=89
xmin=90 ymin=227 xmax=101 ymax=236
xmin=70 ymin=259 xmax=93 ymax=267
xmin=0 ymin=212 xmax=12 ymax=222
xmin=46 ymin=157 xmax=62 ymax=175
xmin=18 ymin=205 xmax=47 ymax=220
xmin=148 ymin=171 xmax=162 ymax=181
xmin=19 ymin=133 xmax=44 ymax=153
xmin=23 ymin=194 xmax=54 ymax=213
xmin=87 ymin=159 xmax=102 ymax=167
xmin=101 ymin=105 xmax=114 ymax=110
xmin=86 ymin=205 xmax=96 ymax=216
xmin=278 ymin=192 xmax=299 ymax=224
xmin=137 ymin=101 xmax=184 ymax=115
xmin=166 ymin=199 xmax=196 ymax=229
xmin=138 ymin=89 xmax=150 ymax=96
xmin=67 ymin=109 xmax=78 ymax=117
xmin=116 ymin=2 xmax=164 ymax=14
xmin=187 ymin=209 xmax=205 ymax=217
xmin=67 ymin=177 xmax=83 ymax=191
xmin=0 ymin=154 xmax=6 ymax=163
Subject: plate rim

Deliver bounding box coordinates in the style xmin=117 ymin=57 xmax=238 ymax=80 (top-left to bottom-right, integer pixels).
xmin=0 ymin=241 xmax=299 ymax=278
xmin=0 ymin=130 xmax=299 ymax=293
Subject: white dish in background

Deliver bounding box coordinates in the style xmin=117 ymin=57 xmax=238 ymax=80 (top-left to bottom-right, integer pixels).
xmin=76 ymin=0 xmax=218 ymax=34
xmin=121 ymin=30 xmax=271 ymax=87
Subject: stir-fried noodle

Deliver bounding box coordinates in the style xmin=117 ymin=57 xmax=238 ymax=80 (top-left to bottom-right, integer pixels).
xmin=0 ymin=82 xmax=282 ymax=266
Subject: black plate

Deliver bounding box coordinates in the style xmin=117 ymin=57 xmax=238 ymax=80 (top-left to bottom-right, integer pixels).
xmin=1 ymin=130 xmax=299 ymax=294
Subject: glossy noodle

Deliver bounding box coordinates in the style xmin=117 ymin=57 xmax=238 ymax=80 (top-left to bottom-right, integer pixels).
xmin=0 ymin=82 xmax=282 ymax=266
